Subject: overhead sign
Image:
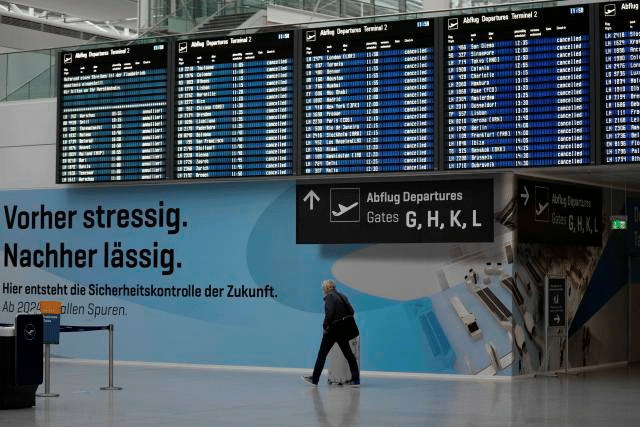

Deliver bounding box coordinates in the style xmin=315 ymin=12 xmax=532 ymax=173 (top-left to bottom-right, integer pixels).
xmin=296 ymin=179 xmax=494 ymax=244
xmin=517 ymin=178 xmax=602 ymax=246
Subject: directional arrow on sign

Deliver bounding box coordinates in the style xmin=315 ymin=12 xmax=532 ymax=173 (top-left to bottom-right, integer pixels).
xmin=303 ymin=190 xmax=320 ymax=210
xmin=520 ymin=186 xmax=530 ymax=206
xmin=554 ymin=314 xmax=561 ymax=324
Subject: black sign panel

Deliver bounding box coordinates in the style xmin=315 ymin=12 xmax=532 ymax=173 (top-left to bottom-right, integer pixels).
xmin=302 ymin=19 xmax=435 ymax=175
xmin=601 ymin=2 xmax=640 ymax=164
xmin=297 ymin=179 xmax=493 ymax=243
xmin=626 ymin=198 xmax=640 ymax=257
xmin=547 ymin=277 xmax=566 ymax=327
xmin=175 ymin=32 xmax=294 ymax=178
xmin=57 ymin=43 xmax=168 ymax=183
xmin=445 ymin=5 xmax=592 ymax=169
xmin=517 ymin=178 xmax=602 ymax=246
xmin=15 ymin=314 xmax=43 ymax=385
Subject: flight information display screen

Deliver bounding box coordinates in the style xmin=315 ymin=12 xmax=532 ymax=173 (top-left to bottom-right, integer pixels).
xmin=445 ymin=5 xmax=592 ymax=169
xmin=302 ymin=19 xmax=435 ymax=175
xmin=601 ymin=2 xmax=640 ymax=164
xmin=57 ymin=43 xmax=168 ymax=183
xmin=175 ymin=32 xmax=294 ymax=178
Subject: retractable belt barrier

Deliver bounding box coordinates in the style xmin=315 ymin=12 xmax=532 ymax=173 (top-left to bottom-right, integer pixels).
xmin=60 ymin=325 xmax=109 ymax=332
xmin=0 ymin=322 xmax=122 ymax=396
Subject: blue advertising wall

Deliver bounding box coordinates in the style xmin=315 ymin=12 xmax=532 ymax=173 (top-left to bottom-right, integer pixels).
xmin=0 ymin=179 xmax=515 ymax=375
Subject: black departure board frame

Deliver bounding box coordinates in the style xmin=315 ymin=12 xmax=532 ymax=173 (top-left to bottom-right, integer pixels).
xmin=444 ymin=4 xmax=594 ymax=170
xmin=56 ymin=42 xmax=170 ymax=183
xmin=174 ymin=31 xmax=295 ymax=179
xmin=600 ymin=1 xmax=640 ymax=164
xmin=54 ymin=0 xmax=640 ymax=185
xmin=301 ymin=18 xmax=436 ymax=175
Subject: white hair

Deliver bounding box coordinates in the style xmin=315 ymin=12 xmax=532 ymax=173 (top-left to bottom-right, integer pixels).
xmin=322 ymin=279 xmax=336 ymax=294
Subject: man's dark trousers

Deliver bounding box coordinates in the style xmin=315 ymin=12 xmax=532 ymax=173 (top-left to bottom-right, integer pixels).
xmin=311 ymin=330 xmax=359 ymax=384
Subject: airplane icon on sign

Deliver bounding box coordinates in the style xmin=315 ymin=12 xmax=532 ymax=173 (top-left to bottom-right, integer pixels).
xmin=604 ymin=4 xmax=616 ymax=16
xmin=332 ymin=202 xmax=359 ymax=217
xmin=330 ymin=188 xmax=360 ymax=223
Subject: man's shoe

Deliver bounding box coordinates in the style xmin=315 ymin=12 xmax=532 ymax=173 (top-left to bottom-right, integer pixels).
xmin=302 ymin=375 xmax=317 ymax=386
xmin=347 ymin=379 xmax=360 ymax=387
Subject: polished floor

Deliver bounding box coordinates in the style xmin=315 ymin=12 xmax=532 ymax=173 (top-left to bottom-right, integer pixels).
xmin=1 ymin=361 xmax=640 ymax=426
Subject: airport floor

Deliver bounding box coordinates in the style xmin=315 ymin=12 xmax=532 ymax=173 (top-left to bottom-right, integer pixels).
xmin=1 ymin=361 xmax=640 ymax=427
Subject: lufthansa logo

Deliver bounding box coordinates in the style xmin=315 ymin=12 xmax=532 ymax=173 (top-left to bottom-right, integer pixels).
xmin=24 ymin=324 xmax=36 ymax=341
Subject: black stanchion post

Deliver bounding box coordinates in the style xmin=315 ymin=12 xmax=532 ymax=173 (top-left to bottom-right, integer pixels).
xmin=100 ymin=324 xmax=122 ymax=391
xmin=38 ymin=307 xmax=60 ymax=398
xmin=37 ymin=343 xmax=60 ymax=397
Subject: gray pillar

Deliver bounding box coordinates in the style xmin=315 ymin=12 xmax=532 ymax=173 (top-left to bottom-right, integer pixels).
xmin=138 ymin=0 xmax=151 ymax=31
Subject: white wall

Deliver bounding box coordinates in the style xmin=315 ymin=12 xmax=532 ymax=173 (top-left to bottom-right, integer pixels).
xmin=0 ymin=98 xmax=57 ymax=189
xmin=0 ymin=23 xmax=89 ymax=51
xmin=423 ymin=0 xmax=449 ymax=11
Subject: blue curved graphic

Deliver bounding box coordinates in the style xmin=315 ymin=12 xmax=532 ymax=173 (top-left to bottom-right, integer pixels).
xmin=0 ymin=184 xmax=461 ymax=371
xmin=246 ymin=184 xmax=395 ymax=313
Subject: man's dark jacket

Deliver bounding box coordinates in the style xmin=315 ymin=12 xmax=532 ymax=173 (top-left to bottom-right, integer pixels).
xmin=323 ymin=290 xmax=354 ymax=333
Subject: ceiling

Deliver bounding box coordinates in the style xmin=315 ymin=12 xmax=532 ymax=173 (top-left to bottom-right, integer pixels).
xmin=0 ymin=0 xmax=139 ymax=50
xmin=21 ymin=0 xmax=138 ymax=25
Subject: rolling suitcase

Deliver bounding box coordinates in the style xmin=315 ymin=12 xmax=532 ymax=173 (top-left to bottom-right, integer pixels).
xmin=327 ymin=336 xmax=360 ymax=385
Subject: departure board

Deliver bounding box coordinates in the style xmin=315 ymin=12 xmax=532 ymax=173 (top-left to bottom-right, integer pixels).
xmin=175 ymin=32 xmax=294 ymax=178
xmin=57 ymin=43 xmax=168 ymax=183
xmin=302 ymin=19 xmax=435 ymax=175
xmin=445 ymin=5 xmax=592 ymax=169
xmin=601 ymin=2 xmax=640 ymax=163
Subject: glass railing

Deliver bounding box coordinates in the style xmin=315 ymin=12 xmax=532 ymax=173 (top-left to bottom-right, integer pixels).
xmin=0 ymin=0 xmax=408 ymax=102
xmin=0 ymin=0 xmax=546 ymax=103
xmin=0 ymin=49 xmax=56 ymax=102
xmin=156 ymin=0 xmax=413 ymax=22
xmin=267 ymin=0 xmax=403 ymax=17
xmin=143 ymin=0 xmax=413 ymax=36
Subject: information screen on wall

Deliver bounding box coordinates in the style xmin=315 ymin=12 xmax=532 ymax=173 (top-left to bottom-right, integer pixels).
xmin=445 ymin=5 xmax=591 ymax=169
xmin=601 ymin=2 xmax=640 ymax=164
xmin=57 ymin=43 xmax=168 ymax=183
xmin=175 ymin=32 xmax=294 ymax=178
xmin=302 ymin=19 xmax=435 ymax=175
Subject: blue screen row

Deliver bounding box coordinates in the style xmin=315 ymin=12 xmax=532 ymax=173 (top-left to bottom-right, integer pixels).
xmin=56 ymin=4 xmax=640 ymax=183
